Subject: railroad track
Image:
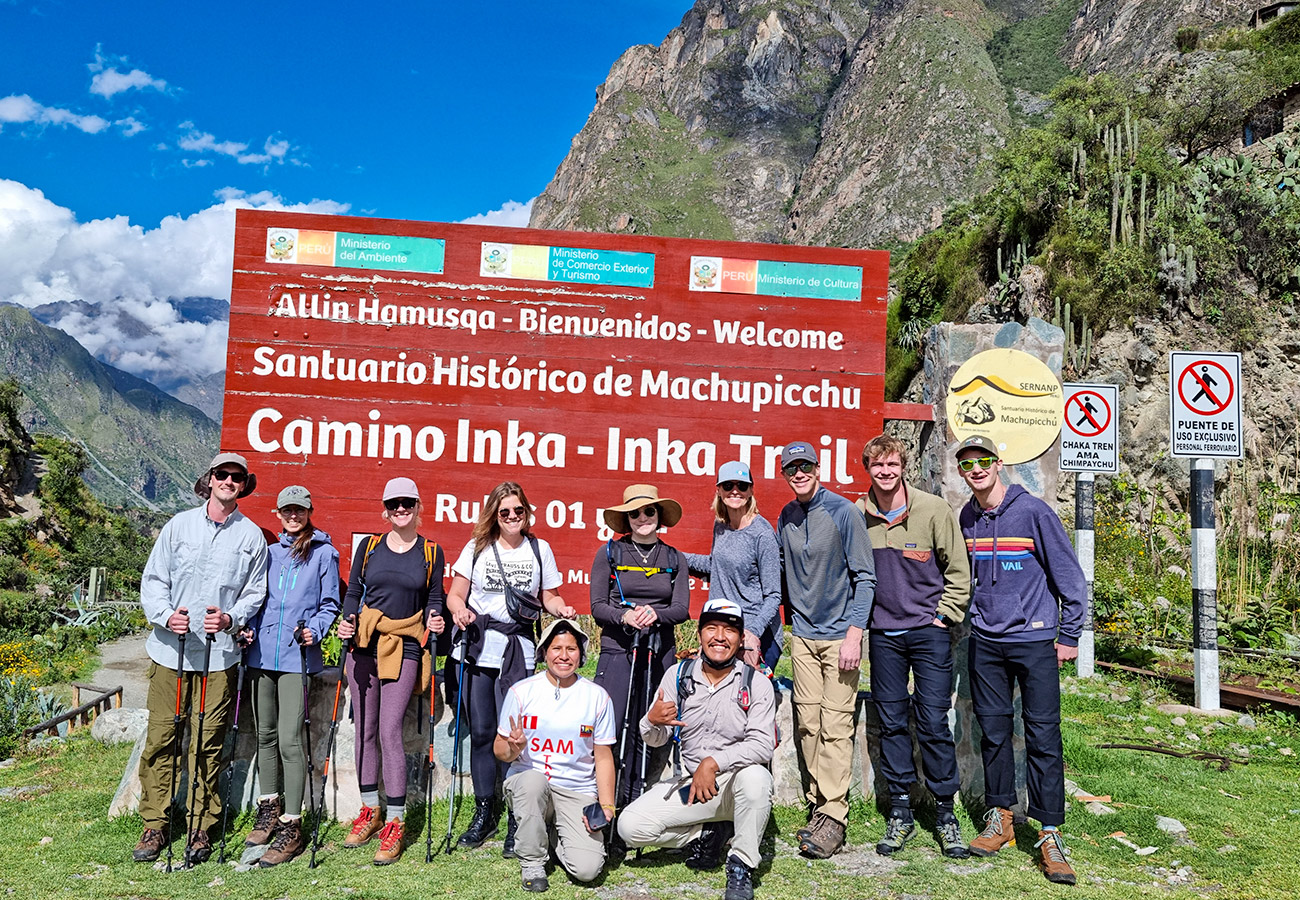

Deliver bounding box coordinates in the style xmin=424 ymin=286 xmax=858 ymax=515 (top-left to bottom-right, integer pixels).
xmin=1096 ymin=661 xmax=1300 ymax=712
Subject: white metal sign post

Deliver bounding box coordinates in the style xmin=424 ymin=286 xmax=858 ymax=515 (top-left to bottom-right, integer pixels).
xmin=1169 ymin=351 xmax=1244 ymax=711
xmin=1060 ymin=383 xmax=1120 ymax=678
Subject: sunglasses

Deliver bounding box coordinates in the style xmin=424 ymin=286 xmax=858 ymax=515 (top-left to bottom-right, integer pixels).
xmin=718 ymin=481 xmax=752 ymax=492
xmin=211 ymin=469 xmax=248 ymax=484
xmin=628 ymin=505 xmax=659 ymax=520
xmin=384 ymin=497 xmax=418 ymax=511
xmin=498 ymin=505 xmax=527 ymax=520
xmin=781 ymin=461 xmax=817 ymax=477
xmin=957 ymin=456 xmax=998 ymax=472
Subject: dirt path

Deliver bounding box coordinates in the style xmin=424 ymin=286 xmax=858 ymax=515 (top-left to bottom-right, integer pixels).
xmin=82 ymin=631 xmax=150 ymax=708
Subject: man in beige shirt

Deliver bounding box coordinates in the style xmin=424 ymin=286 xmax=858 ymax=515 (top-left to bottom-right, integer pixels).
xmin=617 ymin=598 xmax=775 ymax=900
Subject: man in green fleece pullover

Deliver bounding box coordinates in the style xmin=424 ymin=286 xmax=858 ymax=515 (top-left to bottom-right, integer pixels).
xmin=777 ymin=440 xmax=875 ymax=858
xmin=855 ymin=434 xmax=970 ymax=859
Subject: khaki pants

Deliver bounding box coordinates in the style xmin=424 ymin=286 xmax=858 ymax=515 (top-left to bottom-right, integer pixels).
xmin=504 ymin=770 xmax=606 ymax=882
xmin=791 ymin=635 xmax=860 ymax=824
xmin=617 ymin=765 xmax=773 ymax=868
xmin=138 ymin=660 xmax=236 ymax=832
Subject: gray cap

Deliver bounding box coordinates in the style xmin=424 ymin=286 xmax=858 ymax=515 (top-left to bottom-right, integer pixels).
xmin=953 ymin=435 xmax=1000 ymax=459
xmin=382 ymin=476 xmax=421 ymax=502
xmin=716 ymin=461 xmax=753 ymax=485
xmin=780 ymin=441 xmax=818 ymax=467
xmin=277 ymin=485 xmax=312 ymax=509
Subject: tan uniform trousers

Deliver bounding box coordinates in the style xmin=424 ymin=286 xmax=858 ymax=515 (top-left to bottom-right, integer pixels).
xmin=138 ymin=660 xmax=236 ymax=832
xmin=617 ymin=764 xmax=773 ymax=869
xmin=791 ymin=635 xmax=861 ymax=824
xmin=504 ymin=769 xmax=606 ymax=883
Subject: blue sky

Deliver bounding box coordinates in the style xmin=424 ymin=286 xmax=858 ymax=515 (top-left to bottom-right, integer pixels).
xmin=1 ymin=0 xmax=688 ymax=225
xmin=0 ymin=0 xmax=691 ymax=386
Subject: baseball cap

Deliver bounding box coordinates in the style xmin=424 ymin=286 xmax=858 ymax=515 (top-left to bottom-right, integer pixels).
xmin=716 ymin=461 xmax=752 ymax=485
xmin=780 ymin=441 xmax=818 ymax=467
xmin=953 ymin=435 xmax=1000 ymax=459
xmin=699 ymin=597 xmax=745 ymax=632
xmin=277 ymin=485 xmax=312 ymax=509
xmin=382 ymin=476 xmax=421 ymax=502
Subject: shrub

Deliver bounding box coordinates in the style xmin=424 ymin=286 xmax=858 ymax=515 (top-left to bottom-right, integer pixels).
xmin=1175 ymin=27 xmax=1199 ymax=53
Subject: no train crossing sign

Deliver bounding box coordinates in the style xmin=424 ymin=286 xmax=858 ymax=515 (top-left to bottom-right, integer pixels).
xmin=1169 ymin=351 xmax=1243 ymax=459
xmin=1060 ymin=383 xmax=1119 ymax=472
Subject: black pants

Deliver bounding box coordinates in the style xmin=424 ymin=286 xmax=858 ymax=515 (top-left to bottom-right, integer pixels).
xmin=594 ymin=632 xmax=675 ymax=807
xmin=869 ymin=625 xmax=961 ymax=802
xmin=458 ymin=662 xmax=506 ymax=799
xmin=968 ymin=634 xmax=1065 ymax=826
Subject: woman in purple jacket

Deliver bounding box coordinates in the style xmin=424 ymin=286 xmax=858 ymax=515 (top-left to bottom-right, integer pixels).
xmin=240 ymin=485 xmax=340 ymax=866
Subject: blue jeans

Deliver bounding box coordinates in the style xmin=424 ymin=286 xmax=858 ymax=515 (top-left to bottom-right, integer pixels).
xmin=968 ymin=634 xmax=1065 ymax=826
xmin=869 ymin=626 xmax=961 ymax=802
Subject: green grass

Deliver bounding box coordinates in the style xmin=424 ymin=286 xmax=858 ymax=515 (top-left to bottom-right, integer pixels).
xmin=2 ymin=672 xmax=1299 ymax=898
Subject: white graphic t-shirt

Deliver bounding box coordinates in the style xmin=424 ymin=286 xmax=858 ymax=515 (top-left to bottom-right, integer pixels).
xmin=498 ymin=672 xmax=615 ymax=795
xmin=451 ymin=537 xmax=562 ymax=669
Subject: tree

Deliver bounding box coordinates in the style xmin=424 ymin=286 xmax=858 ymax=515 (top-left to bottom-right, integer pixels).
xmin=1159 ymin=57 xmax=1271 ymax=163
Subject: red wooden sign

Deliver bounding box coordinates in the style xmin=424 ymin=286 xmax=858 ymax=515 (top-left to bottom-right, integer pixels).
xmin=225 ymin=209 xmax=891 ymax=611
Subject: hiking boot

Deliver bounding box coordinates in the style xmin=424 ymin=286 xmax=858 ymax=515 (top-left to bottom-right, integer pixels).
xmin=796 ymin=811 xmax=823 ymax=844
xmin=373 ymin=818 xmax=405 ymax=866
xmin=258 ymin=818 xmax=305 ymax=867
xmin=132 ymin=828 xmax=165 ymax=862
xmin=457 ymin=797 xmax=499 ymax=849
xmin=724 ymin=854 xmax=755 ymax=900
xmin=936 ymin=817 xmax=970 ymax=859
xmin=521 ymin=863 xmax=549 ymax=892
xmin=1035 ymin=829 xmax=1077 ymax=885
xmin=245 ymin=796 xmax=283 ymax=846
xmin=875 ymin=815 xmax=915 ymax=856
xmin=344 ymin=804 xmax=382 ymax=848
xmin=502 ymin=811 xmax=519 ymax=858
xmin=183 ymin=828 xmax=212 ymax=867
xmin=685 ymin=820 xmax=734 ymax=870
xmin=968 ymin=807 xmax=1015 ymax=857
xmin=799 ymin=814 xmax=845 ymax=858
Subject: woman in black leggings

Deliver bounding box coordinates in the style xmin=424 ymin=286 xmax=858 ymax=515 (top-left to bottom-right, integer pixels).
xmin=445 ymin=481 xmax=575 ymax=854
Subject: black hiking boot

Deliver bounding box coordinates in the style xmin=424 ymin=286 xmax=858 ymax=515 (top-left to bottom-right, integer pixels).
xmin=457 ymin=797 xmax=499 ymax=849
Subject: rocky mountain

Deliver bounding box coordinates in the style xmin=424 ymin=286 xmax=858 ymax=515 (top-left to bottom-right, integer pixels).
xmin=530 ymin=0 xmax=1260 ymax=247
xmin=28 ymin=296 xmax=229 ymax=420
xmin=0 ymin=305 xmax=219 ymax=511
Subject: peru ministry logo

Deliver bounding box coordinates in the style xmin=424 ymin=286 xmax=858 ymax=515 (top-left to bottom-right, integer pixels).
xmin=266 ymin=228 xmax=297 ymax=262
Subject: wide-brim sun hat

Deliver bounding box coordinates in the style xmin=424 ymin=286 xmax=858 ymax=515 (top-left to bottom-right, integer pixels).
xmin=602 ymin=483 xmax=683 ymax=532
xmin=537 ymin=618 xmax=590 ymax=666
xmin=194 ymin=451 xmax=257 ymax=499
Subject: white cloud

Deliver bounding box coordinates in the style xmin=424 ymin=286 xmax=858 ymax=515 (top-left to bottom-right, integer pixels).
xmin=458 ymin=197 xmax=536 ymax=228
xmin=115 ymin=116 xmax=146 ymax=137
xmin=178 ymin=122 xmax=296 ymax=166
xmin=0 ymin=94 xmax=110 ymax=134
xmin=0 ymin=179 xmax=349 ymax=384
xmin=88 ymin=47 xmax=169 ymax=98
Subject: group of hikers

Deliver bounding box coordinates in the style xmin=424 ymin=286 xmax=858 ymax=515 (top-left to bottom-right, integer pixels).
xmin=129 ymin=431 xmax=1086 ymax=898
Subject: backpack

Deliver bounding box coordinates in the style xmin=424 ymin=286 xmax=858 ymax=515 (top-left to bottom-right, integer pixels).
xmin=670 ymin=655 xmax=779 ymax=779
xmin=358 ymin=533 xmax=437 ymax=601
xmin=605 ymin=539 xmax=679 ymax=609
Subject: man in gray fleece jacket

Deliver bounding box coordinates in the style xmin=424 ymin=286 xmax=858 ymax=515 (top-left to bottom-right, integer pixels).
xmin=776 ymin=440 xmax=875 ymax=858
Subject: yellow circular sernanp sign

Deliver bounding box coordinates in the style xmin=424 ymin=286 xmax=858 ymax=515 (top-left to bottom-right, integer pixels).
xmin=947 ymin=349 xmax=1063 ymax=464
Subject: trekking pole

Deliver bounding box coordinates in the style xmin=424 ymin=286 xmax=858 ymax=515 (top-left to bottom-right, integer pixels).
xmin=443 ymin=634 xmax=467 ymax=854
xmin=295 ymin=620 xmax=318 ymax=862
xmin=183 ymin=629 xmax=215 ymax=867
xmin=217 ymin=633 xmax=249 ymax=863
xmin=424 ymin=660 xmax=438 ymax=862
xmin=164 ymin=623 xmax=188 ymax=874
xmin=632 ymin=628 xmax=660 ymax=860
xmin=612 ymin=630 xmax=643 ymax=811
xmin=310 ymin=622 xmax=351 ymax=869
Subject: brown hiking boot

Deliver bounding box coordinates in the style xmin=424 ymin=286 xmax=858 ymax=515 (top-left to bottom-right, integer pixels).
xmin=373 ymin=818 xmax=405 ymax=866
xmin=245 ymin=796 xmax=283 ymax=846
xmin=799 ymin=814 xmax=846 ymax=858
xmin=969 ymin=807 xmax=1015 ymax=857
xmin=796 ymin=811 xmax=824 ymax=844
xmin=132 ymin=828 xmax=166 ymax=862
xmin=345 ymin=804 xmax=382 ymax=848
xmin=259 ymin=818 xmax=305 ymax=867
xmin=183 ymin=828 xmax=213 ymax=867
xmin=1035 ymin=829 xmax=1077 ymax=885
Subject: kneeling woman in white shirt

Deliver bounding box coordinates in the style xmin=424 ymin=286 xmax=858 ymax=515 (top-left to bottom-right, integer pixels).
xmin=496 ymin=620 xmax=615 ymax=893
